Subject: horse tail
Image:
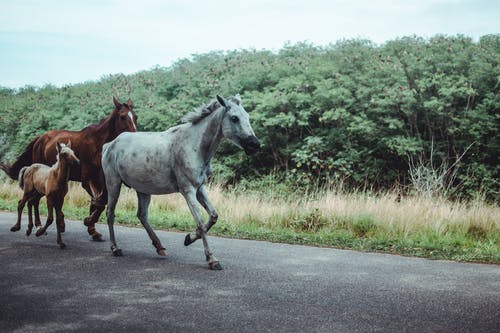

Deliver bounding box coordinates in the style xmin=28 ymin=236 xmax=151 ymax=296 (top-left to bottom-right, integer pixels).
xmin=0 ymin=162 xmax=11 ymax=178
xmin=0 ymin=137 xmax=38 ymax=180
xmin=18 ymin=166 xmax=29 ymax=190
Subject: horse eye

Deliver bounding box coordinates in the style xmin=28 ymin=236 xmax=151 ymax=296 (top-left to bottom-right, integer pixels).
xmin=230 ymin=116 xmax=239 ymax=123
xmin=120 ymin=115 xmax=126 ymax=120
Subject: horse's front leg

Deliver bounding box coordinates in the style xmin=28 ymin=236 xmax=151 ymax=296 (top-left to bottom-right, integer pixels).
xmin=197 ymin=186 xmax=218 ymax=232
xmin=36 ymin=200 xmax=54 ymax=237
xmin=86 ymin=179 xmax=107 ymax=225
xmin=184 ymin=185 xmax=218 ymax=246
xmin=55 ymin=201 xmax=66 ymax=249
xmin=137 ymin=192 xmax=166 ymax=256
xmin=81 ymin=175 xmax=104 ymax=241
xmin=182 ymin=189 xmax=222 ymax=270
xmin=32 ymin=195 xmax=45 ymax=235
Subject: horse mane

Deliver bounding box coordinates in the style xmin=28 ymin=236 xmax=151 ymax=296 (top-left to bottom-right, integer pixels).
xmin=181 ymin=100 xmax=221 ymax=124
xmin=81 ymin=111 xmax=114 ymax=132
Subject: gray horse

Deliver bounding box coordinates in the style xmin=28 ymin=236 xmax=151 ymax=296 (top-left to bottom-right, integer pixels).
xmin=102 ymin=94 xmax=260 ymax=270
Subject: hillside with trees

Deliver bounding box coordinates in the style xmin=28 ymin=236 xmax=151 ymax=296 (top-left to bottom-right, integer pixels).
xmin=0 ymin=35 xmax=498 ymax=201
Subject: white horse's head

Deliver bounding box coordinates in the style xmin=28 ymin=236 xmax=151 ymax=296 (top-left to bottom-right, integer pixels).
xmin=218 ymin=94 xmax=260 ymax=155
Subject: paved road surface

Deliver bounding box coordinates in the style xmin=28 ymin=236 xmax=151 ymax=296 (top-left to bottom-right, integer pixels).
xmin=0 ymin=212 xmax=499 ymax=332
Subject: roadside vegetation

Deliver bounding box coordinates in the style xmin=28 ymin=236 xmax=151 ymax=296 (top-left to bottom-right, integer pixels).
xmin=1 ymin=34 xmax=498 ymax=262
xmin=1 ymin=35 xmax=499 ymax=201
xmin=1 ymin=179 xmax=498 ymax=263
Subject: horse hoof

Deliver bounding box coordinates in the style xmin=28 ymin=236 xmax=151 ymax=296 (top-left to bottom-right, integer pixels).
xmin=59 ymin=243 xmax=66 ymax=249
xmin=26 ymin=229 xmax=32 ymax=236
xmin=112 ymin=248 xmax=123 ymax=257
xmin=35 ymin=229 xmax=46 ymax=237
xmin=208 ymin=261 xmax=223 ymax=270
xmin=91 ymin=232 xmax=104 ymax=242
xmin=157 ymin=249 xmax=167 ymax=256
xmin=10 ymin=226 xmax=20 ymax=232
xmin=184 ymin=234 xmax=192 ymax=246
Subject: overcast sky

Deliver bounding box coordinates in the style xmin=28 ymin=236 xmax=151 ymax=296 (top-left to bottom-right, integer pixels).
xmin=0 ymin=0 xmax=498 ymax=88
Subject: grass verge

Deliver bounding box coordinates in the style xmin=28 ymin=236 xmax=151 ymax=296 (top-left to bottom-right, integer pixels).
xmin=1 ymin=180 xmax=498 ymax=263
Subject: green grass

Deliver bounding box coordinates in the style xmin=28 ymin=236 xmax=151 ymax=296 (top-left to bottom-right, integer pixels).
xmin=1 ymin=180 xmax=498 ymax=263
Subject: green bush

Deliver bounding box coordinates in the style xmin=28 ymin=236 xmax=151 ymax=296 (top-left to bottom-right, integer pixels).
xmin=1 ymin=35 xmax=499 ymax=201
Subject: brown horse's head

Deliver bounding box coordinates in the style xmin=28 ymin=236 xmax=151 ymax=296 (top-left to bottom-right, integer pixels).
xmin=113 ymin=97 xmax=138 ymax=133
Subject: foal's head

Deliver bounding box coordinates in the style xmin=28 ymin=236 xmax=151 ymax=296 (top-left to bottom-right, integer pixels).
xmin=56 ymin=141 xmax=80 ymax=166
xmin=112 ymin=97 xmax=138 ymax=133
xmin=218 ymin=94 xmax=260 ymax=155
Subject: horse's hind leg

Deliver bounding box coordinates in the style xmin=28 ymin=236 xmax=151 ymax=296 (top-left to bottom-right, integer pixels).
xmin=105 ymin=180 xmax=122 ymax=256
xmin=137 ymin=192 xmax=166 ymax=256
xmin=18 ymin=193 xmax=40 ymax=236
xmin=182 ymin=189 xmax=222 ymax=270
xmin=26 ymin=200 xmax=34 ymax=236
xmin=11 ymin=194 xmax=30 ymax=232
xmin=32 ymin=196 xmax=42 ymax=228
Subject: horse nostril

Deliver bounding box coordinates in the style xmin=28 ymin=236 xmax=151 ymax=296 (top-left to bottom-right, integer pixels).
xmin=242 ymin=136 xmax=260 ymax=155
xmin=249 ymin=136 xmax=260 ymax=149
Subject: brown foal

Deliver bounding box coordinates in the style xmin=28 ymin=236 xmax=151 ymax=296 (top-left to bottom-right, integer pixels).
xmin=12 ymin=141 xmax=80 ymax=249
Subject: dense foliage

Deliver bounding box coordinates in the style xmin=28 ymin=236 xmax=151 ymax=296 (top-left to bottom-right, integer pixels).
xmin=0 ymin=35 xmax=498 ymax=200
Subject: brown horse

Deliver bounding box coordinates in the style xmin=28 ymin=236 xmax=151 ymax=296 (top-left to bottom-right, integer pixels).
xmin=0 ymin=97 xmax=137 ymax=240
xmin=13 ymin=142 xmax=80 ymax=248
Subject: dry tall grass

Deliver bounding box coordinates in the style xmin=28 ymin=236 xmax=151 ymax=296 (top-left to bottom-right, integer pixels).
xmin=1 ymin=179 xmax=498 ymax=238
xmin=208 ymin=185 xmax=499 ymax=237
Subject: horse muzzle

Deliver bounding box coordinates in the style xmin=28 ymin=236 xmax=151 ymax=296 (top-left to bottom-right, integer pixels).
xmin=241 ymin=136 xmax=261 ymax=155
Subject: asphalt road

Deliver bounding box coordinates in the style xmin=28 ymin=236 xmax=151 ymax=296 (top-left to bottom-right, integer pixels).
xmin=0 ymin=211 xmax=499 ymax=332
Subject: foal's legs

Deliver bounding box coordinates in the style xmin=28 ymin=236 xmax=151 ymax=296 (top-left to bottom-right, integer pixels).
xmin=182 ymin=188 xmax=222 ymax=270
xmin=32 ymin=196 xmax=42 ymax=229
xmin=11 ymin=192 xmax=37 ymax=232
xmin=36 ymin=198 xmax=55 ymax=237
xmin=54 ymin=200 xmax=66 ymax=249
xmin=27 ymin=195 xmax=44 ymax=236
xmin=11 ymin=197 xmax=26 ymax=232
xmin=137 ymin=192 xmax=166 ymax=256
xmin=26 ymin=200 xmax=34 ymax=236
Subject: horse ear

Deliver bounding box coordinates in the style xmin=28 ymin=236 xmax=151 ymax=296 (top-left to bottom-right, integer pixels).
xmin=56 ymin=141 xmax=62 ymax=153
xmin=127 ymin=98 xmax=134 ymax=109
xmin=216 ymin=95 xmax=227 ymax=107
xmin=113 ymin=96 xmax=121 ymax=110
xmin=66 ymin=140 xmax=72 ymax=149
xmin=232 ymin=94 xmax=241 ymax=105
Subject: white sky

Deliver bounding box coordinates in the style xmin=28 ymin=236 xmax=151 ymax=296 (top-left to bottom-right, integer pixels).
xmin=0 ymin=0 xmax=498 ymax=88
